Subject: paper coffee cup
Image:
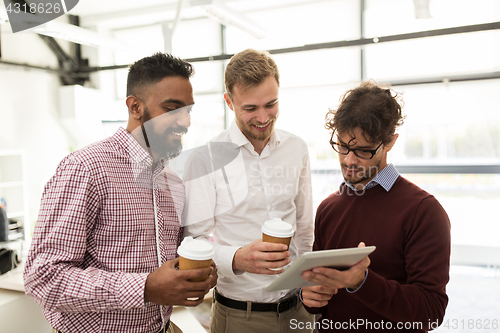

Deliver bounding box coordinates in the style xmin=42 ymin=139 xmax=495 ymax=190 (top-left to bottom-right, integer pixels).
xmin=261 ymin=218 xmax=294 ymax=270
xmin=262 ymin=218 xmax=294 ymax=247
xmin=177 ymin=237 xmax=215 ymax=282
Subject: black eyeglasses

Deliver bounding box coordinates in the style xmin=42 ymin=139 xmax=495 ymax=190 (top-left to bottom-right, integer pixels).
xmin=330 ymin=139 xmax=383 ymax=160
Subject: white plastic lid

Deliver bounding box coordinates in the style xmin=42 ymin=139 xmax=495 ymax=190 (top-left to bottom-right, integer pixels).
xmin=177 ymin=237 xmax=215 ymax=260
xmin=261 ymin=218 xmax=294 ymax=238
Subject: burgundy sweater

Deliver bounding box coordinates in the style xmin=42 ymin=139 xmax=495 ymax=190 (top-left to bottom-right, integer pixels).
xmin=305 ymin=176 xmax=451 ymax=332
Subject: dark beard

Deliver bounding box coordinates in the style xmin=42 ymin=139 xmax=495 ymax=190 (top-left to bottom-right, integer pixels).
xmin=344 ymin=175 xmax=369 ymax=185
xmin=342 ymin=164 xmax=381 ymax=186
xmin=161 ymin=134 xmax=182 ymax=160
xmin=143 ymin=107 xmax=185 ymax=161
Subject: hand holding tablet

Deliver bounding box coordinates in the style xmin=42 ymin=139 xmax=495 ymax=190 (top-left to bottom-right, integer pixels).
xmin=265 ymin=245 xmax=376 ymax=292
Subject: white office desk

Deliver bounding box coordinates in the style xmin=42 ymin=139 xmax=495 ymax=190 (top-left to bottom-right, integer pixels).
xmin=172 ymin=306 xmax=209 ymax=332
xmin=0 ymin=264 xmax=208 ymax=332
xmin=0 ymin=262 xmax=25 ymax=292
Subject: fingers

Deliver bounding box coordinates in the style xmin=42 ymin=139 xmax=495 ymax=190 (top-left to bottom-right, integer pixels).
xmin=182 ymin=297 xmax=205 ymax=307
xmin=303 ymin=267 xmax=338 ymax=280
xmin=183 ymin=289 xmax=211 ymax=299
xmin=262 ymin=256 xmax=290 ymax=267
xmin=167 ymin=258 xmax=180 ymax=268
xmin=303 ymin=258 xmax=370 ymax=290
xmin=179 ymin=266 xmax=215 ymax=281
xmin=262 ymin=250 xmax=291 ymax=261
xmin=353 ymin=255 xmax=370 ymax=273
xmin=245 ymin=250 xmax=290 ymax=264
xmin=252 ymin=241 xmax=291 ymax=261
xmin=303 ymin=269 xmax=343 ymax=289
xmin=233 ymin=240 xmax=291 ymax=274
xmin=209 ymin=272 xmax=218 ymax=289
xmin=255 ymin=267 xmax=286 ymax=275
xmin=305 ymin=284 xmax=338 ymax=296
xmin=253 ymin=256 xmax=290 ymax=274
xmin=301 ymin=285 xmax=337 ymax=308
xmin=184 ymin=278 xmax=212 ymax=291
xmin=258 ymin=240 xmax=289 ymax=252
xmin=251 ymin=243 xmax=291 ymax=269
xmin=148 ymin=260 xmax=217 ymax=306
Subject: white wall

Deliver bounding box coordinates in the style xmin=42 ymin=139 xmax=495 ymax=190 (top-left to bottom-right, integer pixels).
xmin=0 ymin=26 xmax=75 ymax=236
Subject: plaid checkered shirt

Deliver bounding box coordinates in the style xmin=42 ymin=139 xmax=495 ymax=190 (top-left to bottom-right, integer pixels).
xmin=24 ymin=127 xmax=185 ymax=333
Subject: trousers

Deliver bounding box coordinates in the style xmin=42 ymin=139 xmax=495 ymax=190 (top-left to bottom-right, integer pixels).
xmin=210 ymin=295 xmax=314 ymax=333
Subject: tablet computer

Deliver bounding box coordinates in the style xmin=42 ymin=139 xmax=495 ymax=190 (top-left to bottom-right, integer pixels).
xmin=265 ymin=246 xmax=376 ymax=292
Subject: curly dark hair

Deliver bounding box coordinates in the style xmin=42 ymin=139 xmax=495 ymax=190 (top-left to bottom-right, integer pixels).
xmin=126 ymin=52 xmax=194 ymax=97
xmin=326 ymin=81 xmax=405 ymax=145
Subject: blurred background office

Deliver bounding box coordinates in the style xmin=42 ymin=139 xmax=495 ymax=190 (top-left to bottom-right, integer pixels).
xmin=0 ymin=0 xmax=499 ymax=332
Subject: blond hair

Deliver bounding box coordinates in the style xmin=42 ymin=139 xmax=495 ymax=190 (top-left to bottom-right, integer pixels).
xmin=224 ymin=49 xmax=280 ymax=100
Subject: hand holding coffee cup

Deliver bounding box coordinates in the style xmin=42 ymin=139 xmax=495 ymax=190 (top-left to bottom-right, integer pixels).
xmin=261 ymin=218 xmax=295 ymax=271
xmin=177 ymin=237 xmax=215 ymax=282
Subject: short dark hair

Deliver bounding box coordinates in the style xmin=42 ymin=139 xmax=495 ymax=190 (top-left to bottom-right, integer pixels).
xmin=326 ymin=81 xmax=405 ymax=145
xmin=126 ymin=52 xmax=194 ymax=97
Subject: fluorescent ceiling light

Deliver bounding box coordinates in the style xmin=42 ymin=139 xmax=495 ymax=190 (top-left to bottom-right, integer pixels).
xmin=191 ymin=0 xmax=267 ymax=39
xmin=33 ymin=20 xmax=135 ymax=51
xmin=1 ymin=10 xmax=134 ymax=51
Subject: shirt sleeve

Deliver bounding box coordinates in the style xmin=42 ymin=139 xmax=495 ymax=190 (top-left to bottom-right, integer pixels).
xmin=349 ymin=196 xmax=451 ymax=328
xmin=23 ymin=157 xmax=149 ymax=313
xmin=293 ymin=144 xmax=314 ymax=256
xmin=182 ymin=149 xmax=241 ymax=279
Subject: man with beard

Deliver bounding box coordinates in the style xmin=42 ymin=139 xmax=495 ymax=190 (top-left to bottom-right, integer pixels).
xmin=24 ymin=53 xmax=217 ymax=333
xmin=300 ymin=81 xmax=451 ymax=332
xmin=182 ymin=49 xmax=315 ymax=333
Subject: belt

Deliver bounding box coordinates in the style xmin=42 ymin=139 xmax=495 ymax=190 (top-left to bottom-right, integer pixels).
xmin=214 ymin=289 xmax=298 ymax=314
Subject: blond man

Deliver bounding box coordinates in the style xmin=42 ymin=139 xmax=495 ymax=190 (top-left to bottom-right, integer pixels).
xmin=183 ymin=49 xmax=315 ymax=332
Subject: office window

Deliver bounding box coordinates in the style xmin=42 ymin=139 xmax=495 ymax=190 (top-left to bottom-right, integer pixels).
xmin=190 ymin=61 xmax=224 ymax=95
xmin=364 ymin=0 xmax=500 ymax=37
xmin=405 ymin=173 xmax=500 ymax=247
xmin=274 ymin=48 xmax=361 ymax=89
xmin=111 ymin=24 xmax=166 ymax=102
xmin=364 ymin=30 xmax=500 ymax=81
xmin=392 ymin=80 xmax=500 ymax=163
xmin=172 ymin=18 xmax=222 ymax=59
xmin=113 ymin=24 xmax=165 ymax=66
xmin=225 ymin=0 xmax=360 ymax=53
xmin=183 ymin=93 xmax=225 ymax=150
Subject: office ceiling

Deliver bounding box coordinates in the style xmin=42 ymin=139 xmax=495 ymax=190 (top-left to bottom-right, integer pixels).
xmin=0 ymin=0 xmax=333 ymax=58
xmin=70 ymin=0 xmax=328 ymax=31
xmin=0 ymin=0 xmax=328 ymax=34
xmin=71 ymin=0 xmax=322 ymax=17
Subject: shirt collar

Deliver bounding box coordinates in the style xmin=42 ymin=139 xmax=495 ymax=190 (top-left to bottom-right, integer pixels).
xmin=341 ymin=163 xmax=400 ymax=192
xmin=113 ymin=127 xmax=152 ymax=165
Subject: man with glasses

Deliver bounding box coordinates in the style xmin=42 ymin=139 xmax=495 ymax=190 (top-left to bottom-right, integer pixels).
xmin=24 ymin=53 xmax=216 ymax=333
xmin=300 ymin=81 xmax=451 ymax=332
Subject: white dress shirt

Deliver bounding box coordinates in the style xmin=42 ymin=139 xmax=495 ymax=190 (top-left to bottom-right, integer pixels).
xmin=182 ymin=120 xmax=314 ymax=303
